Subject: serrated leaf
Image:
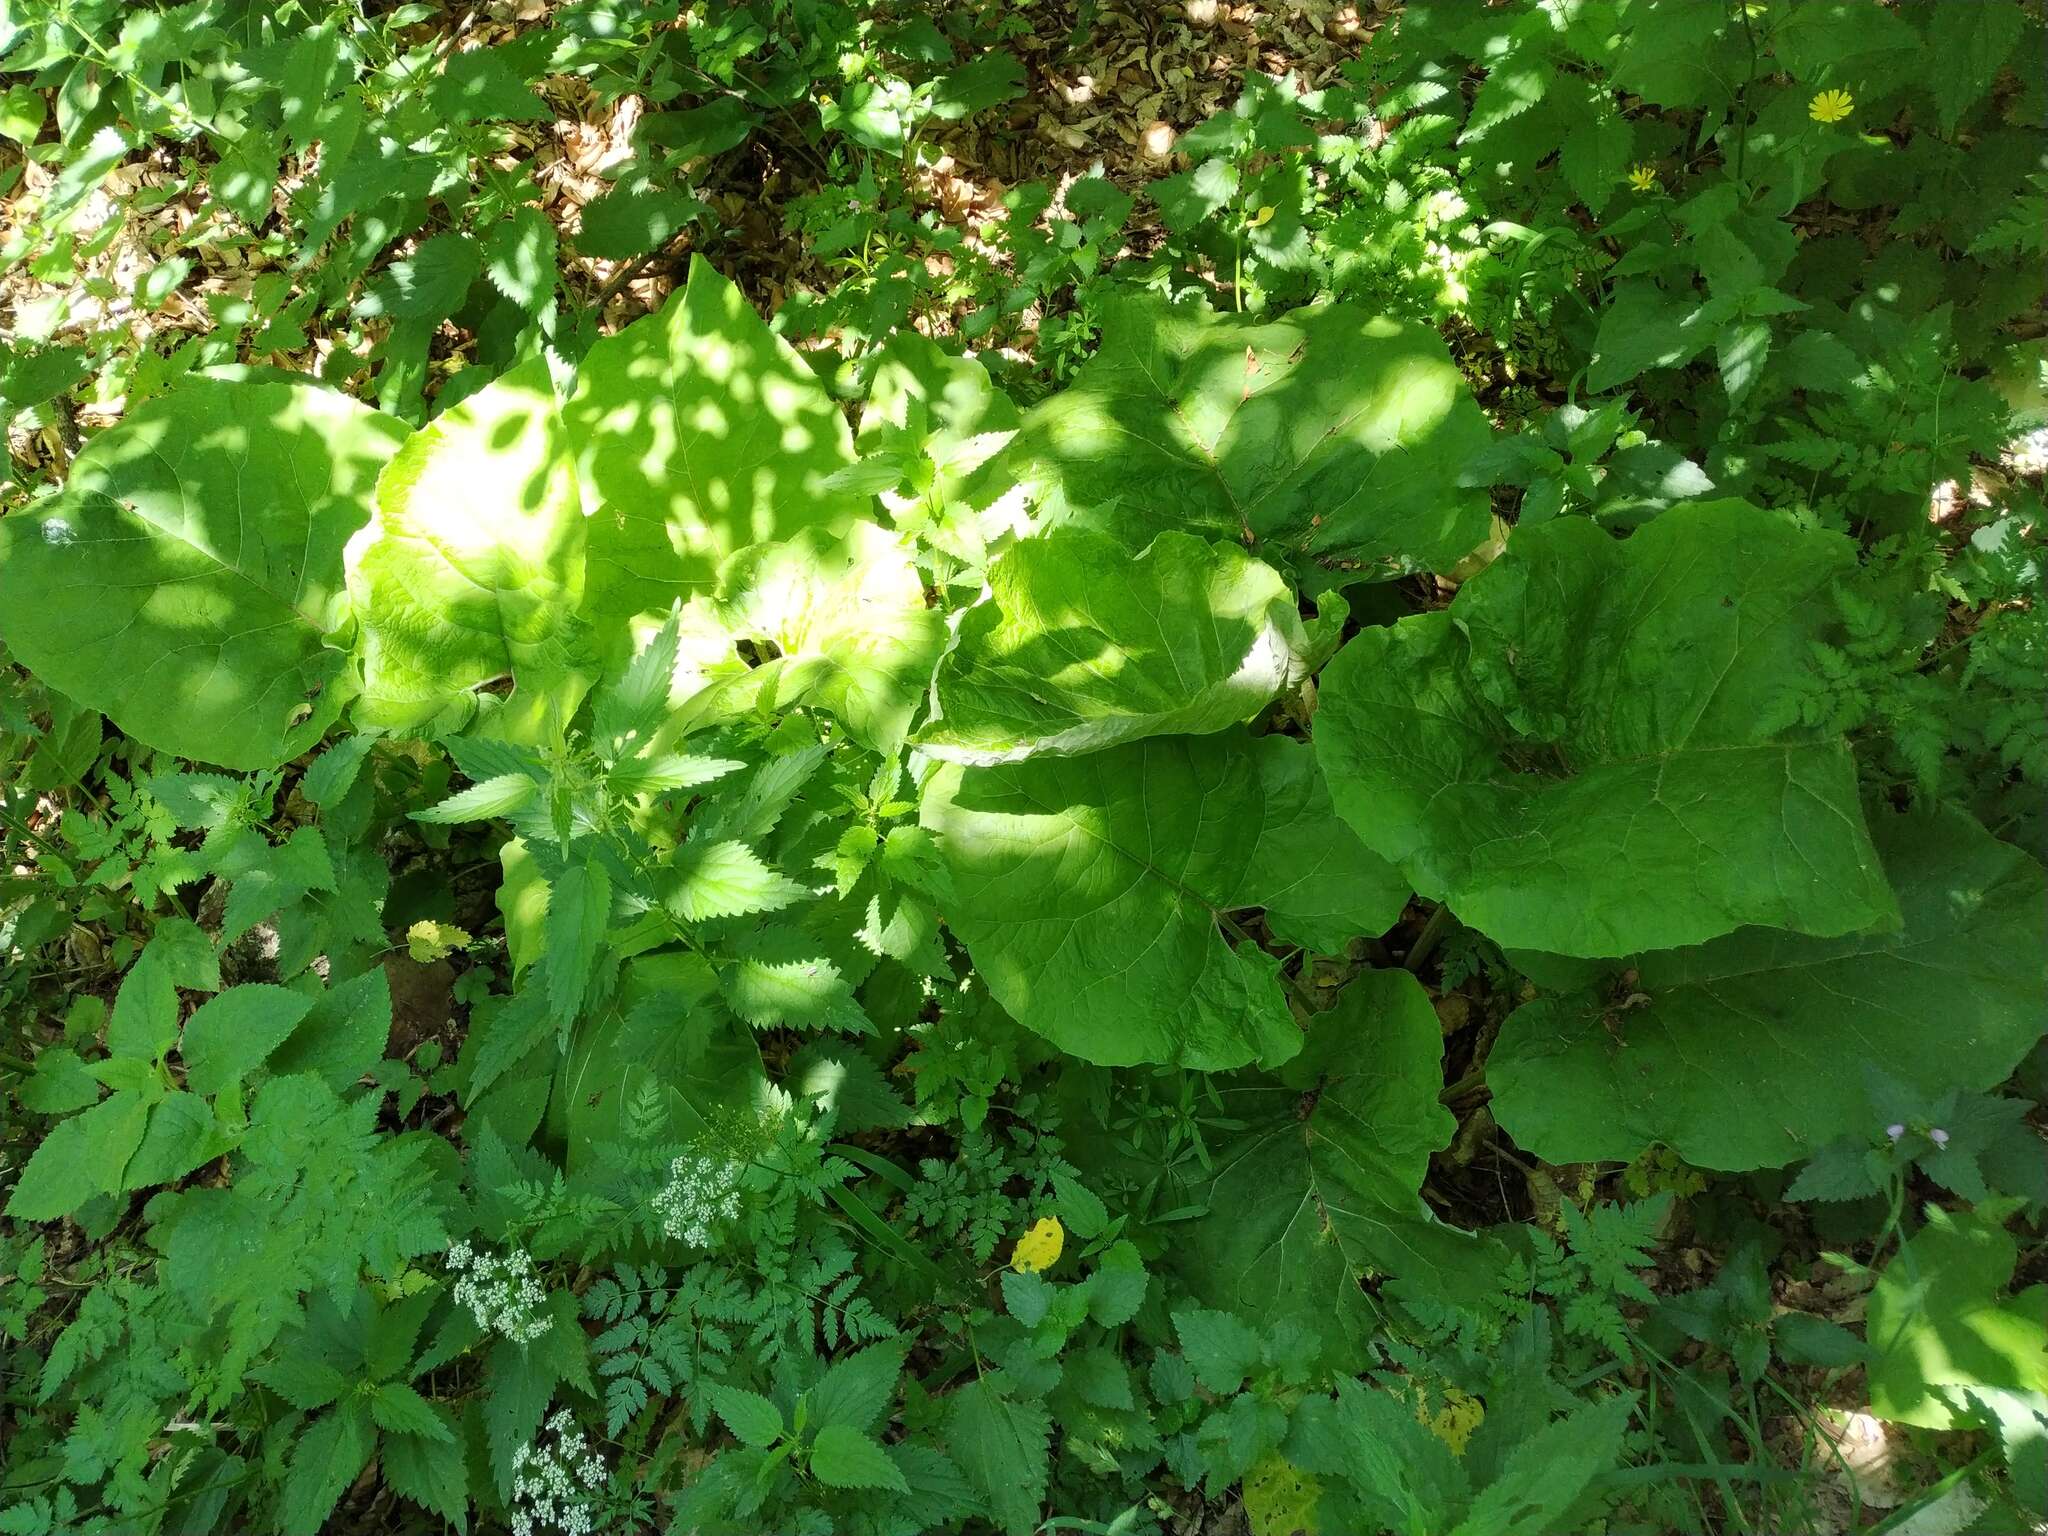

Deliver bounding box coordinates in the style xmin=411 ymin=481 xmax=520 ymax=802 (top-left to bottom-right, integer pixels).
xmin=661 ymin=840 xmax=808 ymax=922
xmin=808 ymin=1341 xmax=906 ymax=1433
xmin=484 ymin=206 xmax=557 ymax=313
xmin=268 ymin=966 xmax=392 ymax=1090
xmin=370 ymin=1382 xmax=453 ymax=1441
xmin=6 ymin=1091 xmax=150 ymax=1219
xmin=106 ymin=950 xmax=178 ymax=1061
xmin=1174 ymin=1308 xmax=1263 ymax=1394
xmin=546 ymin=862 xmax=611 ymax=1028
xmin=411 ymin=773 xmax=537 ymax=825
xmin=484 ymin=1336 xmax=556 ymax=1498
xmin=593 ymin=607 xmax=682 ymax=752
xmin=429 ymin=46 xmax=549 ymax=124
xmin=711 ymin=1384 xmax=783 ymax=1448
xmin=357 ymin=232 xmax=480 ymax=322
xmin=406 ymin=919 xmax=471 ymax=962
xmin=302 ymin=733 xmax=377 ymax=810
xmin=382 ymin=1422 xmax=469 ymax=1526
xmin=608 ymin=753 xmax=745 ymax=797
xmin=469 ymin=977 xmax=557 ymax=1105
xmin=1084 ymin=1245 xmax=1148 ymax=1328
xmin=252 ymin=1356 xmax=348 ymax=1412
xmin=945 ymin=1379 xmax=1050 ymax=1536
xmin=1447 ymin=1394 xmax=1633 ymax=1536
xmin=720 ymin=935 xmax=865 ymax=1033
xmin=279 ymin=1400 xmax=375 ymax=1536
xmin=124 ymin=1092 xmax=231 ymax=1190
xmin=180 ymin=985 xmax=317 ymax=1097
xmin=576 ymin=178 xmax=702 ymax=261
xmin=809 ymin=1424 xmax=910 ymax=1492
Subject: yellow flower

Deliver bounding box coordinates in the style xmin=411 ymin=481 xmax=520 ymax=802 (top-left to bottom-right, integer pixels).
xmin=1809 ymin=88 xmax=1854 ymax=124
xmin=1626 ymin=163 xmax=1659 ymax=193
xmin=1009 ymin=1216 xmax=1064 ymax=1274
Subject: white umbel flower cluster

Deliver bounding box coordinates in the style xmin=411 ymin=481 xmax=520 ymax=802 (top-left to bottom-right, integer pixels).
xmin=510 ymin=1408 xmax=608 ymax=1536
xmin=651 ymin=1149 xmax=744 ymax=1247
xmin=447 ymin=1240 xmax=552 ymax=1344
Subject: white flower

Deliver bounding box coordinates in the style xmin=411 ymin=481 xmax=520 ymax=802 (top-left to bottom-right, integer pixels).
xmin=652 ymin=1149 xmax=745 ymax=1247
xmin=509 ymin=1408 xmax=609 ymax=1536
xmin=447 ymin=1242 xmax=553 ymax=1343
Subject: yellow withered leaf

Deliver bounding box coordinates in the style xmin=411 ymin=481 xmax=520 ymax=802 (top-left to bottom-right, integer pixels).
xmin=406 ymin=919 xmax=471 ymax=963
xmin=1009 ymin=1216 xmax=1064 ymax=1274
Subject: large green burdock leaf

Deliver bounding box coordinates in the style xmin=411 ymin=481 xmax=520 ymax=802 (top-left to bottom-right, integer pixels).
xmin=916 ymin=528 xmax=1341 ymax=763
xmin=1315 ymin=501 xmax=1898 ymax=956
xmin=999 ymin=293 xmax=1492 ymax=574
xmin=1173 ymin=972 xmax=1499 ymax=1367
xmin=921 ymin=732 xmax=1408 ymax=1069
xmin=347 ymin=359 xmax=590 ymax=731
xmin=0 ymin=375 xmax=405 ymax=768
xmin=1866 ymin=1202 xmax=2048 ymax=1512
xmin=566 ymin=256 xmax=864 ymax=625
xmin=1490 ymin=807 xmax=2048 ymax=1170
xmin=663 ymin=521 xmax=944 ymax=753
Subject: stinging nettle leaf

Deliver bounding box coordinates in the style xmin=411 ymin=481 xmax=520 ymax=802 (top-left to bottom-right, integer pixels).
xmin=918 ymin=527 xmax=1340 ymax=764
xmin=809 ymin=1424 xmax=911 ymax=1492
xmin=608 ymin=753 xmax=745 ymax=797
xmin=946 ymin=1378 xmax=1051 ymax=1536
xmin=546 ymin=862 xmax=612 ymax=1029
xmin=180 ymin=984 xmax=318 ymax=1097
xmin=710 ymin=1384 xmax=783 ymax=1448
xmin=411 ymin=773 xmax=538 ymax=825
xmin=1315 ymin=500 xmax=1899 ymax=957
xmin=0 ymin=376 xmax=407 ymax=769
xmin=661 ymin=840 xmax=809 ymax=922
xmin=4 ymin=1090 xmax=151 ymax=1221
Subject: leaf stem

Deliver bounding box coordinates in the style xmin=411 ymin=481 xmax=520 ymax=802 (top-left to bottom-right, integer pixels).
xmin=1404 ymin=902 xmax=1453 ymax=972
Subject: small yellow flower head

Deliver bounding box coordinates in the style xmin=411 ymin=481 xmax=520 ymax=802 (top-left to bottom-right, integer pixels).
xmin=1009 ymin=1216 xmax=1064 ymax=1274
xmin=1809 ymin=88 xmax=1854 ymax=124
xmin=1627 ymin=163 xmax=1660 ymax=193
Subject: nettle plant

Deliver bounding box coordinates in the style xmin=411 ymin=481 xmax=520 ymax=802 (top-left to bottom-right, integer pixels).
xmin=4 ymin=225 xmax=2047 ymax=1530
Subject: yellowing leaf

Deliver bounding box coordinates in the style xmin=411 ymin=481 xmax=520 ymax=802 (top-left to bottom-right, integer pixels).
xmin=1243 ymin=1453 xmax=1322 ymax=1536
xmin=1408 ymin=1381 xmax=1485 ymax=1454
xmin=1009 ymin=1216 xmax=1063 ymax=1274
xmin=1248 ymin=204 xmax=1276 ymax=227
xmin=406 ymin=920 xmax=471 ymax=963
